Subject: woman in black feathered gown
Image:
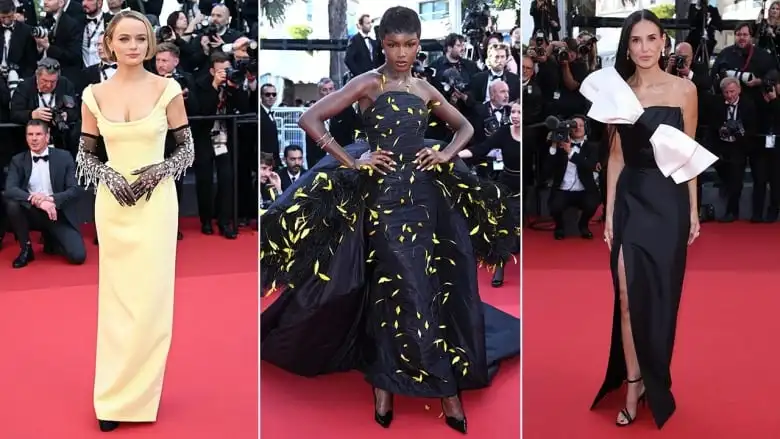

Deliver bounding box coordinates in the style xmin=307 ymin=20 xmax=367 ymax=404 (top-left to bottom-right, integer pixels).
xmin=259 ymin=7 xmax=520 ymax=435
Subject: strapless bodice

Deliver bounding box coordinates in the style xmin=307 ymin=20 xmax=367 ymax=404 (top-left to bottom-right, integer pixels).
xmin=617 ymin=106 xmax=684 ymax=170
xmin=361 ymin=91 xmax=437 ymax=160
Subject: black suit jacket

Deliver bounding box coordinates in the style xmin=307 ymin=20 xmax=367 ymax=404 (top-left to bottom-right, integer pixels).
xmin=64 ymin=0 xmax=86 ymax=23
xmin=710 ymin=96 xmax=758 ymax=149
xmin=304 ymin=105 xmax=359 ymax=167
xmin=10 ymin=75 xmax=79 ymax=125
xmin=545 ymin=139 xmax=600 ymax=194
xmin=468 ymin=70 xmax=520 ymax=105
xmin=260 ymin=106 xmax=279 ymax=165
xmin=42 ymin=12 xmax=83 ymax=80
xmin=2 ymin=147 xmax=83 ymax=226
xmin=2 ymin=22 xmax=39 ymax=78
xmin=344 ymin=33 xmax=383 ymax=76
xmin=278 ymin=168 xmax=305 ymax=192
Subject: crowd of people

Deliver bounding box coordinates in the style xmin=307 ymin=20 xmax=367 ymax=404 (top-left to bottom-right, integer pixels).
xmin=0 ymin=0 xmax=259 ymax=269
xmin=524 ymin=0 xmax=780 ymax=240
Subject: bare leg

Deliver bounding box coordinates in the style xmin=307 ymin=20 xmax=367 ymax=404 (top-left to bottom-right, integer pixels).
xmin=374 ymin=387 xmax=393 ymax=416
xmin=441 ymin=395 xmax=464 ymax=420
xmin=616 ymin=246 xmax=646 ymax=425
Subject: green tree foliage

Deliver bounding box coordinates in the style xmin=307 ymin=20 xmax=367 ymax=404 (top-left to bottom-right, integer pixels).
xmin=288 ymin=24 xmax=313 ymax=40
xmin=261 ymin=0 xmax=297 ymax=27
xmin=649 ymin=4 xmax=676 ymax=18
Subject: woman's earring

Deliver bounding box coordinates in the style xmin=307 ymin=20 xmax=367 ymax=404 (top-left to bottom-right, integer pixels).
xmin=626 ymin=51 xmax=629 ymax=60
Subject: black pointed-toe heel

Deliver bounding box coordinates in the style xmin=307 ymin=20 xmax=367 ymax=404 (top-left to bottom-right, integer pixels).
xmin=441 ymin=394 xmax=467 ymax=434
xmin=373 ymin=388 xmax=393 ymax=428
xmin=616 ymin=377 xmax=647 ymax=427
xmin=98 ymin=420 xmax=120 ymax=432
xmin=491 ymin=266 xmax=504 ymax=287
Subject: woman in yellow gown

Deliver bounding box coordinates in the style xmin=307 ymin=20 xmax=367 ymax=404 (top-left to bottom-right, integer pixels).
xmin=75 ymin=11 xmax=194 ymax=432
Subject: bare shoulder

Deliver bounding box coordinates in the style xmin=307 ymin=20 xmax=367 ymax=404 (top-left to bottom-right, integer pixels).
xmin=351 ymin=69 xmax=384 ymax=94
xmin=670 ymin=74 xmax=697 ymax=101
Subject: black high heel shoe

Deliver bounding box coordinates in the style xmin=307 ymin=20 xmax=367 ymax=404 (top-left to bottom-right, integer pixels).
xmin=616 ymin=377 xmax=647 ymax=427
xmin=441 ymin=393 xmax=467 ymax=434
xmin=98 ymin=420 xmax=120 ymax=432
xmin=373 ymin=388 xmax=393 ymax=428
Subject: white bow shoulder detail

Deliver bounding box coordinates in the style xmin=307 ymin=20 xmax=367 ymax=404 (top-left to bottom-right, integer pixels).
xmin=579 ymin=67 xmax=717 ymax=182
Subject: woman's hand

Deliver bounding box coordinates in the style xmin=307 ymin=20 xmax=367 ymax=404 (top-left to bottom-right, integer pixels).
xmin=688 ymin=211 xmax=700 ymax=245
xmin=102 ymin=168 xmax=137 ymax=206
xmin=414 ymin=147 xmax=452 ymax=170
xmin=130 ymin=163 xmax=167 ymax=201
xmin=354 ymin=150 xmax=396 ymax=175
xmin=603 ymin=216 xmax=614 ymax=251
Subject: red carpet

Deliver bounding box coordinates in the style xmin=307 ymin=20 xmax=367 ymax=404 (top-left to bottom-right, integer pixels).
xmin=524 ymin=222 xmax=780 ymax=437
xmin=0 ymin=220 xmax=257 ymax=439
xmin=260 ymin=262 xmax=520 ymax=439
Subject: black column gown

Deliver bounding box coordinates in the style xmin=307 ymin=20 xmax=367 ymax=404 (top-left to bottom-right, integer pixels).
xmin=260 ymin=91 xmax=521 ymax=398
xmin=591 ymin=106 xmax=690 ymax=429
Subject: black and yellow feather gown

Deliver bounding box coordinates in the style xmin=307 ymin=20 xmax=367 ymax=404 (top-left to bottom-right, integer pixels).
xmin=260 ymin=91 xmax=520 ymax=397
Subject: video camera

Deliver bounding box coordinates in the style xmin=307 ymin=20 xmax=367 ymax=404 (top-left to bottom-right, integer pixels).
xmin=440 ymin=66 xmax=469 ymax=94
xmin=31 ymin=14 xmax=55 ymax=39
xmin=545 ymin=116 xmax=577 ymax=143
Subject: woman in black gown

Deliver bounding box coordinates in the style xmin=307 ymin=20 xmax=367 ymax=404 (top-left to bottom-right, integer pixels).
xmin=259 ymin=7 xmax=520 ymax=434
xmin=587 ymin=11 xmax=703 ymax=429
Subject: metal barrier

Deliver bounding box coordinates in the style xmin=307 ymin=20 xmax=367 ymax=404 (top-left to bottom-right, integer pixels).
xmin=269 ymin=106 xmax=306 ymax=161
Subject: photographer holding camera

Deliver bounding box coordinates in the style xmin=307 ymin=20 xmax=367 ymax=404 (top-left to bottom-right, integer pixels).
xmin=10 ymin=58 xmax=79 ymax=155
xmin=428 ymin=33 xmax=480 ymax=140
xmin=710 ymin=77 xmax=758 ymax=222
xmin=191 ymin=51 xmax=251 ymax=239
xmin=187 ymin=4 xmax=242 ymax=74
xmin=0 ymin=0 xmax=38 ymax=81
xmin=543 ymin=115 xmax=599 ymax=240
xmin=546 ymin=38 xmax=590 ymax=118
xmin=526 ymin=34 xmax=560 ymax=101
xmin=35 ymin=0 xmax=82 ymax=81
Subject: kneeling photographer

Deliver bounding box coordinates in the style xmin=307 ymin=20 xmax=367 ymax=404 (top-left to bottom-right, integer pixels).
xmin=10 ymin=58 xmax=78 ymax=155
xmin=542 ymin=115 xmax=600 ymax=241
xmin=192 ymin=51 xmax=252 ymax=239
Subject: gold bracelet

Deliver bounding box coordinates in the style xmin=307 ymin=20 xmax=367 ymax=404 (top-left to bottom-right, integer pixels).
xmin=318 ymin=136 xmax=335 ymax=150
xmin=314 ymin=132 xmax=331 ymax=145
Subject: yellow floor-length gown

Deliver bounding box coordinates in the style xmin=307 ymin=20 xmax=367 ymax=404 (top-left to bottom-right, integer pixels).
xmin=82 ymin=79 xmax=181 ymax=422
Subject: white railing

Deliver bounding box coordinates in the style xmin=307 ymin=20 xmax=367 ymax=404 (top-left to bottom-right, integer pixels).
xmin=271 ymin=106 xmax=308 ymax=162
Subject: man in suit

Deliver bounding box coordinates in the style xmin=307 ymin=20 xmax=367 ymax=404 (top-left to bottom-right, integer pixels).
xmin=77 ymin=35 xmax=115 ymax=92
xmin=36 ymin=0 xmax=83 ymax=81
xmin=3 ymin=119 xmax=85 ymax=268
xmin=0 ymin=0 xmax=39 ymax=79
xmin=260 ymin=82 xmax=279 ymax=165
xmin=80 ymin=0 xmax=113 ymax=69
xmin=304 ymin=77 xmax=359 ymax=168
xmin=344 ymin=14 xmax=383 ymax=77
xmin=469 ymin=43 xmax=520 ymax=105
xmin=545 ymin=115 xmax=600 ymax=240
xmin=278 ymin=144 xmax=304 ymax=192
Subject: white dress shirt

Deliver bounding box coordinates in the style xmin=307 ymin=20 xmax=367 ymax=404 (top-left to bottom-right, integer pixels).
xmin=28 ymin=147 xmax=54 ymax=196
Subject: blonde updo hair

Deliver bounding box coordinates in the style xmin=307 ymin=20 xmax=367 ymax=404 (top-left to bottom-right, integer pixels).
xmin=102 ymin=10 xmax=157 ymax=62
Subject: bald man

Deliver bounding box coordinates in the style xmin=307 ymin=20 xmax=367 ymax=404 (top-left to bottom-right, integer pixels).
xmin=666 ymin=42 xmax=693 ymax=78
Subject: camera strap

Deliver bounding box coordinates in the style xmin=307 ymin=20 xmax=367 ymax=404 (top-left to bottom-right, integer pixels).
xmin=742 ymin=44 xmax=755 ymax=71
xmin=38 ymin=92 xmax=54 ymax=109
xmin=84 ymin=16 xmax=103 ymax=46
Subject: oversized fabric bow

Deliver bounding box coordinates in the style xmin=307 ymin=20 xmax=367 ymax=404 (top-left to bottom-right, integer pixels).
xmin=579 ymin=67 xmax=717 ymax=183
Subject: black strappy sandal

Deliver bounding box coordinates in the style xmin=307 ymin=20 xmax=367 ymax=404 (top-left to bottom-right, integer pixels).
xmin=616 ymin=377 xmax=647 ymax=427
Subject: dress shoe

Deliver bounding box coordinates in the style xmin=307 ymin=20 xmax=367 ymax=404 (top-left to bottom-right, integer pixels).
xmin=579 ymin=226 xmax=593 ymax=239
xmin=201 ymin=223 xmax=214 ymax=235
xmin=12 ymin=243 xmax=34 ymax=268
xmin=553 ymin=229 xmax=565 ymax=240
xmin=98 ymin=420 xmax=120 ymax=432
xmin=218 ymin=224 xmax=238 ymax=239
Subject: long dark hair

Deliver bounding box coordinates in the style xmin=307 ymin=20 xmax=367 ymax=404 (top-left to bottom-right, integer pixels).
xmin=614 ymin=9 xmax=665 ymax=80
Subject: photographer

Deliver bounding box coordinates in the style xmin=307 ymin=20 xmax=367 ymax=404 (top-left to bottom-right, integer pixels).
xmin=710 ymin=77 xmax=758 ymax=222
xmin=0 ymin=0 xmax=38 ymax=80
xmin=530 ymin=0 xmax=560 ymax=42
xmin=429 ymin=33 xmax=480 ymax=140
xmin=192 ymin=51 xmax=252 ymax=239
xmin=186 ymin=4 xmax=242 ymax=74
xmin=10 ymin=58 xmax=79 ymax=155
xmin=686 ymin=0 xmax=722 ymax=59
xmin=526 ymin=34 xmax=559 ymax=100
xmin=543 ymin=115 xmax=599 ymax=240
xmin=761 ymin=77 xmax=780 ymax=222
xmin=35 ymin=0 xmax=82 ymax=81
xmin=547 ymin=38 xmax=590 ymax=118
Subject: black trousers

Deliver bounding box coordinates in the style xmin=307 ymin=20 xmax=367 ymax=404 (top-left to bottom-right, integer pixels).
xmin=4 ymin=198 xmax=86 ymax=264
xmin=194 ymin=152 xmax=234 ymax=225
xmin=548 ymin=188 xmax=600 ymax=230
xmin=723 ymin=144 xmax=770 ymax=217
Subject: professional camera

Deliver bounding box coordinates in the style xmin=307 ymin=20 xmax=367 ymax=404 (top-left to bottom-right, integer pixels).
xmin=51 ymin=95 xmax=76 ymax=132
xmin=673 ymin=54 xmax=686 ymax=72
xmin=440 ymin=66 xmax=469 ymax=94
xmin=156 ymin=25 xmax=175 ymax=43
xmin=527 ymin=46 xmax=545 ymax=57
xmin=412 ymin=60 xmax=434 ymax=81
xmin=484 ymin=116 xmax=503 ymax=136
xmin=721 ymin=69 xmax=755 ymax=84
xmin=534 ymin=31 xmax=545 ymax=46
xmin=170 ymin=70 xmax=188 ymax=89
xmin=31 ymin=15 xmax=55 ymax=39
xmin=195 ymin=18 xmax=219 ymax=38
xmin=554 ymin=46 xmax=569 ymax=63
xmin=462 ymin=0 xmax=491 ymax=40
xmin=545 ymin=116 xmax=577 ymax=143
xmin=764 ymin=76 xmax=777 ymax=94
xmin=577 ymin=40 xmax=594 ymax=56
xmin=719 ymin=119 xmax=745 ymax=140
xmin=0 ymin=62 xmax=20 ymax=94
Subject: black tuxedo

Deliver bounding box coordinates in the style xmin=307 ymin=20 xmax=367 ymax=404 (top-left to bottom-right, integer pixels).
xmin=304 ymin=105 xmax=359 ymax=168
xmin=545 ymin=139 xmax=600 ymax=231
xmin=10 ymin=75 xmax=80 ymax=154
xmin=278 ymin=168 xmax=305 ymax=192
xmin=63 ymin=0 xmax=86 ymax=23
xmin=260 ymin=106 xmax=279 ymax=165
xmin=81 ymin=13 xmax=114 ymax=67
xmin=41 ymin=12 xmax=83 ymax=80
xmin=0 ymin=22 xmax=39 ymax=78
xmin=468 ymin=70 xmax=520 ymax=104
xmin=344 ymin=33 xmax=383 ymax=76
xmin=2 ymin=147 xmax=86 ymax=263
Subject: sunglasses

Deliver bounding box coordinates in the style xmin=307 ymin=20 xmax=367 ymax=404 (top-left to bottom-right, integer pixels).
xmin=264 ymin=92 xmax=277 ymax=97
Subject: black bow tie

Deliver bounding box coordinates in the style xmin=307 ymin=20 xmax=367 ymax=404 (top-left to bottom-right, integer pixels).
xmin=101 ymin=63 xmax=117 ymax=70
xmin=2 ymin=24 xmax=13 ymax=30
xmin=33 ymin=155 xmax=49 ymax=162
xmin=87 ymin=17 xmax=99 ymax=24
xmin=490 ymin=73 xmax=503 ymax=81
xmin=269 ymin=111 xmax=274 ymax=117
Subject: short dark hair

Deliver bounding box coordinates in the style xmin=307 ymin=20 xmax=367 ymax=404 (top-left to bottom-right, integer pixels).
xmin=0 ymin=0 xmax=15 ymax=14
xmin=443 ymin=33 xmax=464 ymax=49
xmin=210 ymin=51 xmax=231 ymax=66
xmin=735 ymin=21 xmax=752 ymax=35
xmin=27 ymin=119 xmax=50 ymax=133
xmin=260 ymin=152 xmax=275 ymax=167
xmin=358 ymin=14 xmax=370 ymax=26
xmin=157 ymin=42 xmax=180 ymax=57
xmin=377 ymin=6 xmax=421 ymax=40
xmin=284 ymin=144 xmax=303 ymax=157
xmin=260 ymin=83 xmax=275 ymax=94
